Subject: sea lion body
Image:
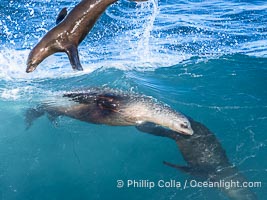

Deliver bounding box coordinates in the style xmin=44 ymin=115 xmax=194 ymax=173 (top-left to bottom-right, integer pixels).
xmin=26 ymin=88 xmax=193 ymax=135
xmin=26 ymin=0 xmax=146 ymax=72
xmin=137 ymin=120 xmax=257 ymax=200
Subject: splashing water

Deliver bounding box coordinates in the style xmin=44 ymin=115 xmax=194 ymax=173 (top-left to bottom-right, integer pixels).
xmin=1 ymin=0 xmax=266 ymax=81
xmin=136 ymin=0 xmax=159 ymax=62
xmin=0 ymin=1 xmax=267 ymax=199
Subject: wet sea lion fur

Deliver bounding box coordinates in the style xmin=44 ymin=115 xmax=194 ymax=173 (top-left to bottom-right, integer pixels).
xmin=26 ymin=88 xmax=193 ymax=135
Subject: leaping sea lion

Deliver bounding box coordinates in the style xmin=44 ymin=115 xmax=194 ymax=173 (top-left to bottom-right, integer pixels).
xmin=26 ymin=0 xmax=147 ymax=73
xmin=25 ymin=88 xmax=193 ymax=135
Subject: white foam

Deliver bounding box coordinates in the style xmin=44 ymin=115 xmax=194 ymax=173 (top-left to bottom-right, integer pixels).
xmin=1 ymin=88 xmax=20 ymax=100
xmin=0 ymin=48 xmax=97 ymax=81
xmin=0 ymin=0 xmax=266 ymax=83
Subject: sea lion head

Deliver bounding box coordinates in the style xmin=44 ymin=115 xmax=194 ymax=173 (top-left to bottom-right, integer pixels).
xmin=26 ymin=40 xmax=53 ymax=73
xmin=172 ymin=117 xmax=194 ymax=135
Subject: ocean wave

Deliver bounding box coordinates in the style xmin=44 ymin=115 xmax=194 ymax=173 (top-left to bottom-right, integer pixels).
xmin=0 ymin=0 xmax=266 ymax=81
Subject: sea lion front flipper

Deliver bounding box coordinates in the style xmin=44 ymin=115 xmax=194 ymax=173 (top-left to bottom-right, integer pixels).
xmin=65 ymin=44 xmax=83 ymax=71
xmin=136 ymin=122 xmax=180 ymax=140
xmin=163 ymin=161 xmax=193 ymax=174
xmin=56 ymin=7 xmax=67 ymax=24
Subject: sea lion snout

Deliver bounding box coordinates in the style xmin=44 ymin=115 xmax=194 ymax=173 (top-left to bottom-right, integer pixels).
xmin=26 ymin=45 xmax=50 ymax=73
xmin=158 ymin=111 xmax=193 ymax=135
xmin=26 ymin=60 xmax=37 ymax=73
xmin=176 ymin=121 xmax=194 ymax=135
xmin=26 ymin=56 xmax=38 ymax=73
xmin=164 ymin=114 xmax=194 ymax=135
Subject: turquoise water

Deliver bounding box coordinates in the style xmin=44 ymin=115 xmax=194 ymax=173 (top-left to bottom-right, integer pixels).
xmin=0 ymin=0 xmax=267 ymax=199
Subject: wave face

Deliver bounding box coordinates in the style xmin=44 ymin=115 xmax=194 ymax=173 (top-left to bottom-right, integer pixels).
xmin=0 ymin=0 xmax=266 ymax=81
xmin=0 ymin=0 xmax=267 ymax=200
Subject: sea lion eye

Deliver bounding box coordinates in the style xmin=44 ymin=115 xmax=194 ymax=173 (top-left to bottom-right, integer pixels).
xmin=181 ymin=124 xmax=189 ymax=129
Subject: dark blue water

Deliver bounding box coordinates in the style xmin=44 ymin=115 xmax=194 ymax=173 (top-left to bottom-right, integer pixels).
xmin=0 ymin=0 xmax=267 ymax=199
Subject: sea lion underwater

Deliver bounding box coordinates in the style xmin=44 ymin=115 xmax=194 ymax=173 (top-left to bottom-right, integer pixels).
xmin=25 ymin=88 xmax=257 ymax=199
xmin=137 ymin=121 xmax=258 ymax=200
xmin=26 ymin=0 xmax=147 ymax=73
xmin=25 ymin=88 xmax=193 ymax=136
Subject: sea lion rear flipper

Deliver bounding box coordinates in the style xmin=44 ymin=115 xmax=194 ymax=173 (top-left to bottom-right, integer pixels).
xmin=163 ymin=161 xmax=193 ymax=174
xmin=56 ymin=7 xmax=67 ymax=24
xmin=65 ymin=45 xmax=83 ymax=71
xmin=25 ymin=106 xmax=45 ymax=130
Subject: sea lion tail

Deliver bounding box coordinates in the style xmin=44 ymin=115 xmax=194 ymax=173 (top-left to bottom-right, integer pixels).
xmin=25 ymin=105 xmax=45 ymax=129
